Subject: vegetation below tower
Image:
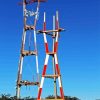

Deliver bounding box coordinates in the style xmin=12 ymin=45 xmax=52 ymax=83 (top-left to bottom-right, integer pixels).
xmin=0 ymin=94 xmax=80 ymax=100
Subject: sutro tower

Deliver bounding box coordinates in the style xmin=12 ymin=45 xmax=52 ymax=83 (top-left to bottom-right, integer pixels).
xmin=16 ymin=0 xmax=46 ymax=99
xmin=37 ymin=12 xmax=65 ymax=100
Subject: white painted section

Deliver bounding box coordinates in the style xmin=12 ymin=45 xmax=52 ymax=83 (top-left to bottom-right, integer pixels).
xmin=40 ymin=77 xmax=44 ymax=88
xmin=53 ymin=16 xmax=55 ymax=33
xmin=35 ymin=3 xmax=39 ymax=20
xmin=17 ymin=87 xmax=20 ymax=99
xmin=33 ymin=30 xmax=39 ymax=79
xmin=56 ymin=11 xmax=59 ymax=21
xmin=44 ymin=12 xmax=46 ymax=22
xmin=45 ymin=54 xmax=49 ymax=65
xmin=56 ymin=11 xmax=59 ymax=42
xmin=34 ymin=30 xmax=37 ymax=43
xmin=56 ymin=32 xmax=59 ymax=42
xmin=23 ymin=0 xmax=26 ymax=46
xmin=35 ymin=14 xmax=38 ymax=20
xmin=36 ymin=55 xmax=39 ymax=73
xmin=20 ymin=57 xmax=23 ymax=74
xmin=43 ymin=33 xmax=47 ymax=43
xmin=54 ymin=54 xmax=58 ymax=64
xmin=23 ymin=31 xmax=26 ymax=45
xmin=35 ymin=11 xmax=38 ymax=20
xmin=33 ymin=30 xmax=39 ymax=74
xmin=58 ymin=76 xmax=62 ymax=87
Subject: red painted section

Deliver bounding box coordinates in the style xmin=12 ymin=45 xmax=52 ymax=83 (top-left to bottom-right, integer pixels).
xmin=45 ymin=43 xmax=49 ymax=53
xmin=37 ymin=88 xmax=42 ymax=99
xmin=43 ymin=22 xmax=46 ymax=31
xmin=56 ymin=64 xmax=60 ymax=75
xmin=42 ymin=65 xmax=47 ymax=75
xmin=54 ymin=42 xmax=58 ymax=52
xmin=60 ymin=87 xmax=64 ymax=99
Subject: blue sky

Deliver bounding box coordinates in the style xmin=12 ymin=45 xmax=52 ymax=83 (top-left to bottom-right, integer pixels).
xmin=0 ymin=0 xmax=100 ymax=100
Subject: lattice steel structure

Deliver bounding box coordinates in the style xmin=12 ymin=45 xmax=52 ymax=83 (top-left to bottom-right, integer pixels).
xmin=16 ymin=0 xmax=46 ymax=99
xmin=37 ymin=12 xmax=65 ymax=100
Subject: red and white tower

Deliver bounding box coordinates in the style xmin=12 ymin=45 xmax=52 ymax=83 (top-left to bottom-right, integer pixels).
xmin=16 ymin=0 xmax=46 ymax=99
xmin=37 ymin=11 xmax=65 ymax=100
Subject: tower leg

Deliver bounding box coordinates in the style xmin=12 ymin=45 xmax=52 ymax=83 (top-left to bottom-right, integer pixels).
xmin=16 ymin=55 xmax=24 ymax=99
xmin=53 ymin=57 xmax=57 ymax=99
xmin=34 ymin=29 xmax=40 ymax=83
xmin=16 ymin=0 xmax=43 ymax=99
xmin=54 ymin=54 xmax=64 ymax=99
xmin=53 ymin=15 xmax=57 ymax=99
xmin=37 ymin=54 xmax=49 ymax=100
xmin=16 ymin=86 xmax=20 ymax=99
